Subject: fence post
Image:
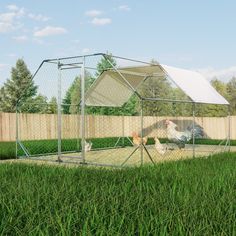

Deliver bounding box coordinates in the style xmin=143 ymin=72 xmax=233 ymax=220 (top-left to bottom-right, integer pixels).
xmin=81 ymin=56 xmax=86 ymax=163
xmin=15 ymin=104 xmax=18 ymax=159
xmin=192 ymin=103 xmax=195 ymax=158
xmin=57 ymin=60 xmax=62 ymax=162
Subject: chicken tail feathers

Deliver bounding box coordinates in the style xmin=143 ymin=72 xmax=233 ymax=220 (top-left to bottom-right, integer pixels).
xmin=187 ymin=124 xmax=204 ymax=138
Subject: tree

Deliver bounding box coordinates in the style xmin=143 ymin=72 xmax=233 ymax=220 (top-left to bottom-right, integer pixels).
xmin=62 ymin=72 xmax=95 ymax=114
xmin=137 ymin=75 xmax=174 ymax=116
xmin=62 ymin=77 xmax=79 ymax=114
xmin=0 ymin=59 xmax=37 ymax=112
xmin=19 ymin=94 xmax=48 ymax=113
xmin=227 ymin=77 xmax=236 ymax=115
xmin=211 ymin=78 xmax=227 ymax=97
xmin=0 ymin=87 xmax=5 ymax=111
xmin=96 ymin=53 xmax=117 ymax=75
xmin=47 ymin=97 xmax=57 ymax=114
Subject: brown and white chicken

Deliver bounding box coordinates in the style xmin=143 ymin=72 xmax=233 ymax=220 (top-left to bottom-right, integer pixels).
xmin=132 ymin=132 xmax=148 ymax=146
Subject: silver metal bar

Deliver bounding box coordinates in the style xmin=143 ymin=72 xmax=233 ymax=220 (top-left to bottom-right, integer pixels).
xmin=103 ymin=55 xmax=143 ymax=99
xmin=192 ymin=103 xmax=195 ymax=158
xmin=121 ymin=146 xmax=140 ymax=167
xmin=17 ymin=60 xmax=46 ymax=106
xmin=59 ymin=62 xmax=83 ymax=67
xmin=122 ymin=115 xmax=125 ymax=147
xmin=61 ymin=66 xmax=82 ymax=70
xmin=228 ymin=105 xmax=231 ymax=152
xmin=140 ymin=99 xmax=144 ymax=165
xmin=76 ymin=108 xmax=80 ymax=152
xmin=114 ymin=137 xmax=121 ymax=147
xmin=15 ymin=104 xmax=18 ymax=158
xmin=109 ymin=54 xmax=154 ymax=66
xmin=143 ymin=145 xmax=155 ymax=164
xmin=61 ymin=155 xmax=83 ymax=159
xmin=57 ymin=61 xmax=62 ymax=162
xmin=43 ymin=53 xmax=105 ymax=63
xmin=81 ymin=56 xmax=86 ymax=163
xmin=18 ymin=141 xmax=30 ymax=157
xmin=19 ymin=150 xmax=80 ymax=159
xmin=143 ymin=97 xmax=193 ymax=104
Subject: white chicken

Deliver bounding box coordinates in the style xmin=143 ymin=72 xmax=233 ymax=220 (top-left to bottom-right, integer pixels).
xmin=84 ymin=140 xmax=92 ymax=152
xmin=154 ymin=137 xmax=167 ymax=155
xmin=165 ymin=119 xmax=203 ymax=149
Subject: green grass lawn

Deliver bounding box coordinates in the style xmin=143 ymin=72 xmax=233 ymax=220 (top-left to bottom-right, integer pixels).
xmin=0 ymin=152 xmax=235 ymax=235
xmin=1 ymin=137 xmax=235 ymax=160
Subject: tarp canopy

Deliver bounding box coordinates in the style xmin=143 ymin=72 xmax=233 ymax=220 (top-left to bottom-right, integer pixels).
xmin=85 ymin=64 xmax=229 ymax=107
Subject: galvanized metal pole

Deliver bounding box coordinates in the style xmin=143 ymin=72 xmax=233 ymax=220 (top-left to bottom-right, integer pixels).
xmin=57 ymin=61 xmax=62 ymax=162
xmin=140 ymin=99 xmax=144 ymax=165
xmin=192 ymin=102 xmax=195 ymax=158
xmin=122 ymin=114 xmax=125 ymax=147
xmin=228 ymin=105 xmax=231 ymax=152
xmin=15 ymin=104 xmax=18 ymax=159
xmin=81 ymin=56 xmax=86 ymax=163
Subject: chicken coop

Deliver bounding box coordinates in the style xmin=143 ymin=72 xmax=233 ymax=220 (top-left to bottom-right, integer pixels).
xmin=16 ymin=53 xmax=231 ymax=167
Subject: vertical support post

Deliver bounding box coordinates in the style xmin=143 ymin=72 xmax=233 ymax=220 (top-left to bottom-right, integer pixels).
xmin=15 ymin=103 xmax=18 ymax=159
xmin=57 ymin=61 xmax=62 ymax=162
xmin=140 ymin=99 xmax=144 ymax=165
xmin=76 ymin=105 xmax=80 ymax=152
xmin=228 ymin=105 xmax=231 ymax=152
xmin=122 ymin=114 xmax=125 ymax=147
xmin=192 ymin=102 xmax=195 ymax=158
xmin=81 ymin=56 xmax=86 ymax=163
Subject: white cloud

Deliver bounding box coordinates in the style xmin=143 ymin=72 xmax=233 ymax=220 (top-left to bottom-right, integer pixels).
xmin=82 ymin=48 xmax=90 ymax=54
xmin=71 ymin=39 xmax=80 ymax=44
xmin=12 ymin=35 xmax=28 ymax=42
xmin=0 ymin=63 xmax=9 ymax=71
xmin=0 ymin=5 xmax=25 ymax=33
xmin=8 ymin=53 xmax=17 ymax=58
xmin=32 ymin=38 xmax=46 ymax=45
xmin=0 ymin=12 xmax=16 ymax=22
xmin=34 ymin=26 xmax=67 ymax=37
xmin=0 ymin=22 xmax=14 ymax=33
xmin=85 ymin=10 xmax=102 ymax=17
xmin=6 ymin=4 xmax=19 ymax=11
xmin=197 ymin=66 xmax=236 ymax=82
xmin=91 ymin=17 xmax=111 ymax=26
xmin=118 ymin=5 xmax=131 ymax=11
xmin=28 ymin=13 xmax=50 ymax=22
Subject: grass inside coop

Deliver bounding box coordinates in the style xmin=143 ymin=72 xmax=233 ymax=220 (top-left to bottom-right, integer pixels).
xmin=0 ymin=137 xmax=235 ymax=160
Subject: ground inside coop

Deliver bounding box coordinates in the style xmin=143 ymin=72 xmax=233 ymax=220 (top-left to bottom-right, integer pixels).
xmin=19 ymin=143 xmax=235 ymax=167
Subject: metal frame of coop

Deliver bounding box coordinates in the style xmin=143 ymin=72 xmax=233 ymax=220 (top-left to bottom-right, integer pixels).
xmin=16 ymin=53 xmax=231 ymax=167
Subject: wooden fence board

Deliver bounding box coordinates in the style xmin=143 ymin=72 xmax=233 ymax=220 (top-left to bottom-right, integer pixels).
xmin=0 ymin=112 xmax=235 ymax=141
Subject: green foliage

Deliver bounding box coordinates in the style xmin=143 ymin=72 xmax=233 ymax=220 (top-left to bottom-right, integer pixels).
xmin=96 ymin=53 xmax=117 ymax=75
xmin=62 ymin=72 xmax=95 ymax=114
xmin=194 ymin=79 xmax=229 ymax=117
xmin=0 ymin=153 xmax=235 ymax=235
xmin=19 ymin=94 xmax=48 ymax=113
xmin=0 ymin=59 xmax=37 ymax=112
xmin=227 ymin=77 xmax=236 ymax=115
xmin=47 ymin=96 xmax=57 ymax=114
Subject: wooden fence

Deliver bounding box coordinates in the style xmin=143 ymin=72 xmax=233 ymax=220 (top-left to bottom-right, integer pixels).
xmin=0 ymin=112 xmax=235 ymax=142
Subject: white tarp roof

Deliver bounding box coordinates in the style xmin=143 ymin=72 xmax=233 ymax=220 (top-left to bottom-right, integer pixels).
xmin=85 ymin=65 xmax=229 ymax=107
xmin=161 ymin=65 xmax=229 ymax=105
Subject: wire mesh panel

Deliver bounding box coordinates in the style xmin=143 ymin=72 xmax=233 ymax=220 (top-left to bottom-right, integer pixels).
xmin=16 ymin=100 xmax=58 ymax=158
xmin=16 ymin=53 xmax=231 ymax=166
xmin=82 ymin=107 xmax=142 ymax=166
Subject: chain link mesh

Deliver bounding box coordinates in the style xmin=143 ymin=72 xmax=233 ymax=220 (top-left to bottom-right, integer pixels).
xmin=16 ymin=54 xmax=231 ymax=166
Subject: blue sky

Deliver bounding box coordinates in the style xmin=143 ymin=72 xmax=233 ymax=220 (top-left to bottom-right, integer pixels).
xmin=1 ymin=0 xmax=236 ymax=87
